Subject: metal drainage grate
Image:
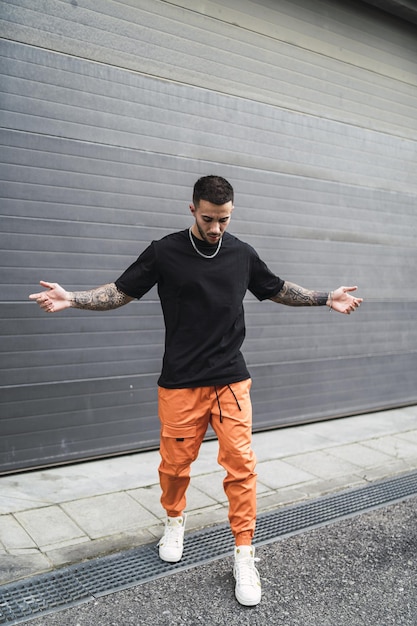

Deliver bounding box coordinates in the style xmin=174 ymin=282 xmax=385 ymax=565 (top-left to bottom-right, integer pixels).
xmin=1 ymin=471 xmax=416 ymax=625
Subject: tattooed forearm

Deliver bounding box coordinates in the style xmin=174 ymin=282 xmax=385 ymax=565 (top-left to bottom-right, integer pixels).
xmin=270 ymin=281 xmax=329 ymax=307
xmin=68 ymin=283 xmax=133 ymax=311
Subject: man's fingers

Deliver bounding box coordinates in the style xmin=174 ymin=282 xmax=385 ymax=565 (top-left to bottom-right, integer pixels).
xmin=29 ymin=281 xmax=57 ymax=301
xmin=342 ymin=286 xmax=363 ymax=306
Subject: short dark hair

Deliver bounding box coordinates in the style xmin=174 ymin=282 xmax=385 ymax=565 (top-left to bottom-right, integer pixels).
xmin=193 ymin=175 xmax=234 ymax=206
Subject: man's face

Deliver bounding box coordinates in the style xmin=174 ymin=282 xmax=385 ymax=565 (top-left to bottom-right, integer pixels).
xmin=190 ymin=199 xmax=234 ymax=245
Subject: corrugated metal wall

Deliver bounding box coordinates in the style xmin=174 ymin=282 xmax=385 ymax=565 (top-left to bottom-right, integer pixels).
xmin=1 ymin=0 xmax=416 ymax=473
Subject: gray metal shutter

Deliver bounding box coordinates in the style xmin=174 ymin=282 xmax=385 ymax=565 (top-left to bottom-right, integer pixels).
xmin=1 ymin=0 xmax=416 ymax=473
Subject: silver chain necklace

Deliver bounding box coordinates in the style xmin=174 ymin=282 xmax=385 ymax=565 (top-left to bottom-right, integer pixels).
xmin=188 ymin=227 xmax=222 ymax=259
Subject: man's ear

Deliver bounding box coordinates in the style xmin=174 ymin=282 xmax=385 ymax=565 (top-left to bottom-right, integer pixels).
xmin=189 ymin=204 xmax=196 ymax=216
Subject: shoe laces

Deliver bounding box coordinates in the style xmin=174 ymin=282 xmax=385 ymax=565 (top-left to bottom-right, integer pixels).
xmin=161 ymin=519 xmax=183 ymax=547
xmin=235 ymin=554 xmax=260 ymax=586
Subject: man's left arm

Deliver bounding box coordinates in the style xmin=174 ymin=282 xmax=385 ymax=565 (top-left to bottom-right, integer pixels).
xmin=270 ymin=281 xmax=363 ymax=315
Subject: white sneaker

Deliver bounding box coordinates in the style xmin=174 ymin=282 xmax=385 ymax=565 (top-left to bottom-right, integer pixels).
xmin=233 ymin=545 xmax=262 ymax=606
xmin=158 ymin=515 xmax=186 ymax=563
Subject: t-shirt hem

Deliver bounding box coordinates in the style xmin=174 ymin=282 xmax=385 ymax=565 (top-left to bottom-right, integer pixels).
xmin=157 ymin=373 xmax=251 ymax=389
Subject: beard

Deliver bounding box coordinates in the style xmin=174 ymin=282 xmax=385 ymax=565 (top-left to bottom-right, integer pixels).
xmin=196 ymin=222 xmax=221 ymax=245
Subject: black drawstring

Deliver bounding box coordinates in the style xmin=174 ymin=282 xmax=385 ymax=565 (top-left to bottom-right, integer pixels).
xmin=214 ymin=386 xmax=222 ymax=422
xmin=227 ymin=384 xmax=242 ymax=411
xmin=214 ymin=384 xmax=242 ymax=423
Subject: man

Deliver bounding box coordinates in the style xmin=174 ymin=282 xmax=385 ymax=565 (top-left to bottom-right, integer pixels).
xmin=30 ymin=175 xmax=362 ymax=606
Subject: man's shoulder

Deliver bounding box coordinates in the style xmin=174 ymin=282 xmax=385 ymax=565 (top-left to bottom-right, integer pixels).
xmin=153 ymin=229 xmax=188 ymax=247
xmin=224 ymin=232 xmax=257 ymax=254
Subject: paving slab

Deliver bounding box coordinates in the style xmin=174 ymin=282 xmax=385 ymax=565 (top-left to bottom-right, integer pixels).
xmin=251 ymin=427 xmax=332 ymax=461
xmin=190 ymin=438 xmax=221 ymax=475
xmin=285 ymin=449 xmax=366 ymax=479
xmin=45 ymin=526 xmax=158 ymax=570
xmin=360 ymin=461 xmax=412 ymax=483
xmin=183 ymin=506 xmax=229 ymax=532
xmin=0 ymin=492 xmax=48 ymax=516
xmin=188 ymin=471 xmax=229 ymax=503
xmin=181 ymin=484 xmax=219 ymax=511
xmin=61 ymin=493 xmax=159 ymax=539
xmin=127 ymin=484 xmax=165 ymax=517
xmin=0 ymin=553 xmax=52 ymax=585
xmin=307 ymin=410 xmax=412 ymax=443
xmin=256 ymin=458 xmax=316 ymax=489
xmin=0 ymin=454 xmax=162 ymax=514
xmin=14 ymin=506 xmax=87 ymax=549
xmin=0 ymin=515 xmax=36 ymax=551
xmin=325 ymin=442 xmax=394 ymax=467
xmin=363 ymin=434 xmax=417 ymax=460
xmin=397 ymin=429 xmax=417 ymax=444
xmin=77 ymin=450 xmax=161 ymax=491
xmin=128 ymin=482 xmax=221 ymax=518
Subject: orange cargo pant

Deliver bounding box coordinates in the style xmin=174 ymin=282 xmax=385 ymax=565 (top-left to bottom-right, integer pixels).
xmin=158 ymin=379 xmax=256 ymax=545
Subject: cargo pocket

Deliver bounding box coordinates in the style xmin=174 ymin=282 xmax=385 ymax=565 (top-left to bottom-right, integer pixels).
xmin=161 ymin=423 xmax=197 ymax=465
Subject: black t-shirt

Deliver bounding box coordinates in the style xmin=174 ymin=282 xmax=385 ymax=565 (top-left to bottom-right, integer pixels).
xmin=115 ymin=229 xmax=284 ymax=388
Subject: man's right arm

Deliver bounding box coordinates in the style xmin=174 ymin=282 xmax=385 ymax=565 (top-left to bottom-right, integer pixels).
xmin=29 ymin=281 xmax=133 ymax=313
xmin=69 ymin=283 xmax=133 ymax=310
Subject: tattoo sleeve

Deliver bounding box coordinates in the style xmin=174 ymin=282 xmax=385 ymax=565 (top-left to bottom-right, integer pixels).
xmin=69 ymin=283 xmax=133 ymax=311
xmin=270 ymin=281 xmax=329 ymax=307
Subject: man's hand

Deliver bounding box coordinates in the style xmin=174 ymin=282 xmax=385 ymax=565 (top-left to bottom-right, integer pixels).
xmin=29 ymin=281 xmax=72 ymax=313
xmin=329 ymin=286 xmax=363 ymax=314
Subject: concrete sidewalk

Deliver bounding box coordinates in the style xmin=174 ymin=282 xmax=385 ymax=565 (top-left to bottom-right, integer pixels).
xmin=1 ymin=406 xmax=416 ymax=586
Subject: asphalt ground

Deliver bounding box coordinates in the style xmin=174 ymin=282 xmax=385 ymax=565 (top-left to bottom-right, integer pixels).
xmin=24 ymin=496 xmax=417 ymax=626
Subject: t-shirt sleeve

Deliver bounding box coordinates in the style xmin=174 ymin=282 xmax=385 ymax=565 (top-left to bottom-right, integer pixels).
xmin=247 ymin=248 xmax=285 ymax=301
xmin=114 ymin=242 xmax=158 ymax=299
